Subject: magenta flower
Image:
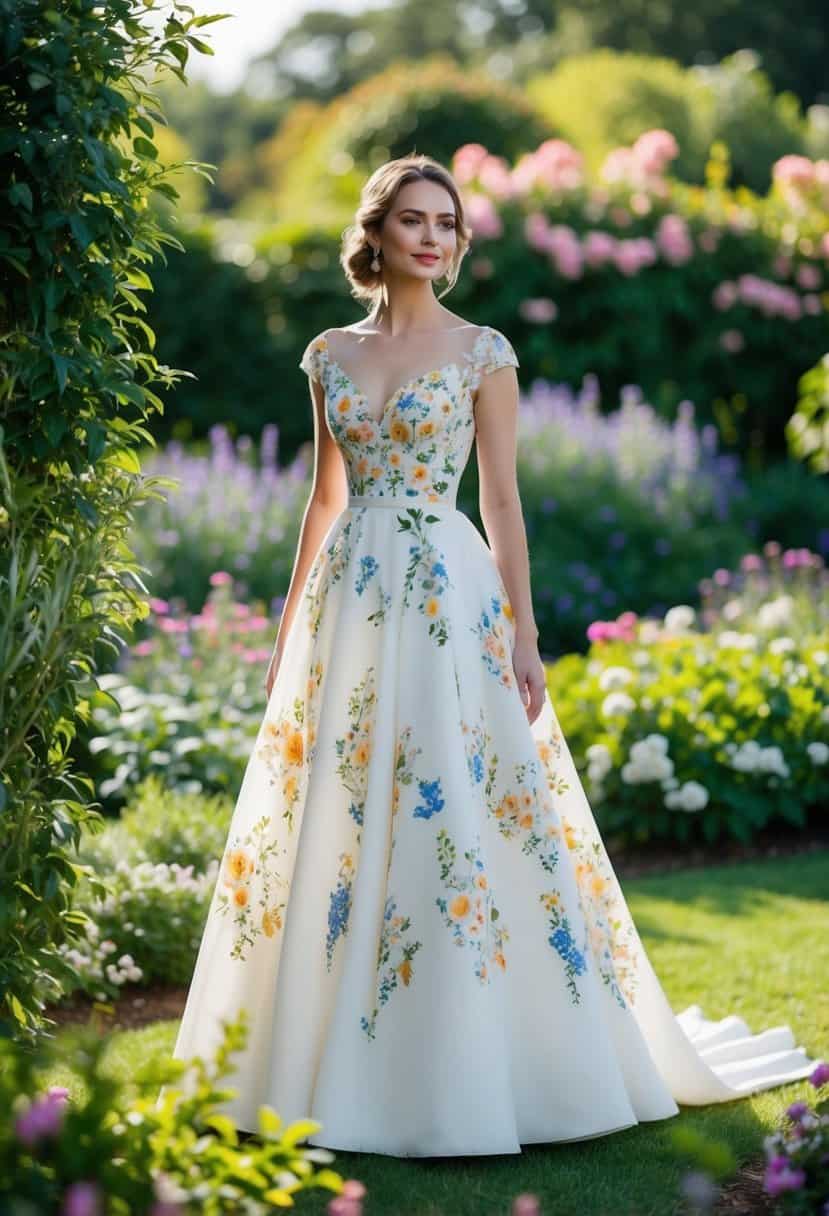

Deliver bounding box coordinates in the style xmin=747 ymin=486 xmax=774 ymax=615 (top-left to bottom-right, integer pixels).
xmin=786 ymin=1100 xmax=809 ymax=1121
xmin=61 ymin=1182 xmax=103 ymax=1216
xmin=148 ymin=597 xmax=170 ymax=615
xmin=209 ymin=571 xmax=233 ymax=587
xmin=15 ymin=1088 xmax=69 ymax=1147
xmin=764 ymin=1165 xmax=806 ymax=1197
xmin=810 ymin=1060 xmax=829 ymax=1088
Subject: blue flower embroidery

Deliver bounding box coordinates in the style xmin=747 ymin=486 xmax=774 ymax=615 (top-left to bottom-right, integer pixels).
xmin=355 ymin=554 xmax=379 ymax=595
xmin=412 ymin=777 xmax=445 ymax=820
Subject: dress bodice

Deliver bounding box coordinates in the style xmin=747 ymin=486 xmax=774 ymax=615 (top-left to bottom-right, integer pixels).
xmin=299 ymin=325 xmax=520 ymax=507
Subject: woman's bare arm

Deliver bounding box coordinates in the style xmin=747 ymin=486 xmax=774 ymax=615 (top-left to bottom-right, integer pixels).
xmin=266 ymin=374 xmax=347 ymax=689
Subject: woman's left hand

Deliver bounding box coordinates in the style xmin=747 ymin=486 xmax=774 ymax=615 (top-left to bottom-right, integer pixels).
xmin=512 ymin=635 xmax=547 ymax=726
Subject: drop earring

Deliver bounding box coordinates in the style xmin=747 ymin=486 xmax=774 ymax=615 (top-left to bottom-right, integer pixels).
xmin=370 ymin=247 xmax=381 ymax=272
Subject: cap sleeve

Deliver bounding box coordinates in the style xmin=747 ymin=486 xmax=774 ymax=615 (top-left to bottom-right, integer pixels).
xmin=472 ymin=326 xmax=519 ymax=389
xmin=299 ymin=332 xmax=328 ymax=383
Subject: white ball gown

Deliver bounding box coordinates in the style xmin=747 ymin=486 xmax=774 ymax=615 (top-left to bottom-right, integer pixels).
xmin=165 ymin=324 xmax=817 ymax=1157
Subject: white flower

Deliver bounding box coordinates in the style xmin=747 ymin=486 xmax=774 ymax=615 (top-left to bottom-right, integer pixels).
xmin=730 ymin=740 xmax=790 ymax=779
xmin=807 ymin=741 xmax=829 ymax=766
xmin=718 ymin=630 xmax=758 ymax=650
xmin=757 ymin=594 xmax=794 ymax=631
xmin=598 ymin=666 xmax=634 ymax=691
xmin=632 ymin=649 xmax=652 ymax=667
xmin=722 ymin=597 xmax=743 ymax=621
xmin=663 ymin=605 xmax=695 ymax=633
xmin=638 ymin=621 xmax=661 ymax=644
xmin=601 ymin=692 xmax=636 ymax=717
xmin=664 ymin=780 xmax=709 ymax=812
xmin=585 ymin=742 xmax=613 ymax=782
xmin=769 ymin=636 xmax=796 ymax=655
xmin=812 ymin=650 xmax=827 ymax=666
xmin=621 ymin=735 xmax=674 ymax=783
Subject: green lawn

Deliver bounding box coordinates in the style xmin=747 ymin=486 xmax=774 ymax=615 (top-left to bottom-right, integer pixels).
xmin=47 ymin=850 xmax=829 ymax=1216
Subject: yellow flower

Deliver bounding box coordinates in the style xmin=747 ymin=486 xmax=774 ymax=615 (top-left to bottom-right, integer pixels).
xmin=233 ymin=887 xmax=249 ymax=907
xmin=389 ymin=418 xmax=412 ymax=444
xmin=397 ymin=958 xmax=413 ymax=985
xmin=224 ymin=848 xmax=254 ymax=886
xmin=354 ymin=739 xmax=371 ymax=765
xmin=284 ymin=731 xmax=304 ymax=765
xmin=424 ymin=596 xmax=440 ymax=617
xmin=502 ymin=601 xmax=514 ymax=621
xmin=449 ymin=893 xmax=470 ymax=919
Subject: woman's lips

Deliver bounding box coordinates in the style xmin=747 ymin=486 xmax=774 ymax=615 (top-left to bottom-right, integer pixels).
xmin=413 ymin=254 xmax=439 ymax=262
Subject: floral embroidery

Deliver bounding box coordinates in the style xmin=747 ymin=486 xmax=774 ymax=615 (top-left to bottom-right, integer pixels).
xmin=539 ymin=890 xmax=589 ymax=1005
xmin=435 ymin=828 xmax=509 ymax=983
xmin=535 ymin=708 xmax=571 ymax=800
xmin=325 ymin=852 xmax=355 ymax=970
xmin=305 ymin=511 xmax=365 ymax=637
xmin=256 ymin=660 xmax=323 ymax=832
xmin=298 ymin=327 xmax=519 ymax=503
xmin=561 ymin=817 xmax=640 ymax=1008
xmin=216 ymin=815 xmax=289 ymax=962
xmin=412 ymin=777 xmax=445 ymax=820
xmin=396 ymin=506 xmax=454 ymax=645
xmin=360 ymin=895 xmax=423 ymax=1040
xmin=334 ymin=666 xmax=377 ymax=837
xmin=462 ymin=710 xmax=499 ymax=799
xmin=354 ymin=552 xmax=392 ymax=626
xmin=472 ymin=594 xmax=515 ymax=688
xmin=490 ymin=757 xmax=561 ymax=875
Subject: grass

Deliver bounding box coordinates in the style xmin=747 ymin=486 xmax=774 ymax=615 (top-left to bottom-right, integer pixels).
xmin=45 ymin=849 xmax=829 ymax=1216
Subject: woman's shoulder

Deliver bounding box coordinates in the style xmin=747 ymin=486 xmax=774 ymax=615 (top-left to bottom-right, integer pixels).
xmin=471 ymin=324 xmax=520 ymax=374
xmin=298 ymin=329 xmax=332 ymax=380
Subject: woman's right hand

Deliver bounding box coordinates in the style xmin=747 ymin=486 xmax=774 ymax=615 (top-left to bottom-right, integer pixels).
xmin=264 ymin=642 xmax=284 ymax=700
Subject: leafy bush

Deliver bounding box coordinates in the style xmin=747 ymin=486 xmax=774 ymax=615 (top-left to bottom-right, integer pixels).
xmin=53 ymin=857 xmax=218 ymax=998
xmin=0 ymin=1011 xmax=347 ymax=1212
xmin=84 ymin=776 xmax=233 ymax=873
xmin=79 ymin=580 xmax=272 ymax=806
xmin=547 ymin=544 xmax=829 ymax=846
xmin=527 ymin=49 xmax=808 ymax=193
xmin=0 ymin=0 xmax=221 ymax=1039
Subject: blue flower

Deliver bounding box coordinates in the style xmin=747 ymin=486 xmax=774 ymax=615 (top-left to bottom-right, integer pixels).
xmin=413 ymin=777 xmax=445 ymax=819
xmin=472 ymin=753 xmax=484 ymax=783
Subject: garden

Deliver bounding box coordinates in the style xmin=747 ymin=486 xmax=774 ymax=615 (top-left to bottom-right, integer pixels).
xmin=1 ymin=0 xmax=828 ymax=1212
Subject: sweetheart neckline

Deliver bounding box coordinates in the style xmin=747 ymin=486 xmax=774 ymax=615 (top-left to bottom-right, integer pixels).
xmin=323 ymin=327 xmax=490 ymax=426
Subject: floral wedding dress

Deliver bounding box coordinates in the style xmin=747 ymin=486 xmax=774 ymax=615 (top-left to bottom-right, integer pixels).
xmin=167 ymin=324 xmax=817 ymax=1157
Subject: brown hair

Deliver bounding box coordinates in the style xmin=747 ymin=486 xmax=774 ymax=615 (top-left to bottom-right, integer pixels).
xmin=340 ymin=153 xmax=472 ymax=309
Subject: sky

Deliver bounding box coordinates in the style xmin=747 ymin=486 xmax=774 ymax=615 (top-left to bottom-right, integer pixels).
xmin=170 ymin=0 xmax=378 ymax=94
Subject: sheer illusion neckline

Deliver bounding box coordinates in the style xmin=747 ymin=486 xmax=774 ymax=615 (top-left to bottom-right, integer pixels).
xmin=324 ymin=326 xmax=489 ymax=426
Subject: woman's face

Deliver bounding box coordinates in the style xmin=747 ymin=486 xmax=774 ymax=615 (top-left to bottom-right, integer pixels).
xmin=374 ymin=178 xmax=458 ymax=284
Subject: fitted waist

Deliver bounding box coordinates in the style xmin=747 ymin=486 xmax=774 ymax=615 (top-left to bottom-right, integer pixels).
xmin=347 ymin=494 xmax=458 ymax=510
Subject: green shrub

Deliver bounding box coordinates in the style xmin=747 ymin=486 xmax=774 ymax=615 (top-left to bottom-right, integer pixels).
xmin=0 ymin=0 xmax=223 ymax=1038
xmin=549 ymin=561 xmax=829 ymax=846
xmin=0 ymin=1012 xmax=346 ymax=1211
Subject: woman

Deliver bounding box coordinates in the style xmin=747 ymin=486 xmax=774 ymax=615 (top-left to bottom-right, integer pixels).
xmin=168 ymin=153 xmax=816 ymax=1157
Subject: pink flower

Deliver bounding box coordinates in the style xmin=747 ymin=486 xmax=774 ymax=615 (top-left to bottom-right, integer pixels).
xmin=469 ymin=256 xmax=493 ymax=279
xmin=582 ymin=230 xmax=617 ymax=268
xmin=632 ymin=129 xmax=679 ymax=176
xmin=656 ymin=213 xmax=693 ymax=265
xmin=796 ymin=263 xmax=821 ymax=290
xmin=764 ymin=1165 xmax=806 ymax=1197
xmin=519 ymin=297 xmax=558 ymax=324
xmin=133 ymin=640 xmax=156 ymax=657
xmin=810 ymin=1060 xmax=829 ymax=1088
xmin=452 ymin=143 xmax=490 ymax=186
xmin=464 ymin=191 xmax=503 ymax=240
xmin=773 ymin=154 xmax=815 ymax=191
xmin=159 ymin=617 xmax=188 ymax=633
xmin=720 ymin=329 xmax=745 ymax=353
xmin=512 ymin=1195 xmax=541 ymax=1216
xmin=342 ymin=1181 xmax=367 ymax=1199
xmin=209 ymin=571 xmax=232 ymax=587
xmin=61 ymin=1182 xmax=103 ymax=1216
xmin=148 ymin=597 xmax=170 ymax=615
xmin=712 ymin=280 xmax=737 ymax=310
xmin=477 ymin=154 xmax=515 ymax=200
xmin=515 ymin=139 xmax=584 ymax=193
xmin=15 ymin=1089 xmax=70 ymax=1146
xmin=740 ymin=554 xmax=763 ymax=572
